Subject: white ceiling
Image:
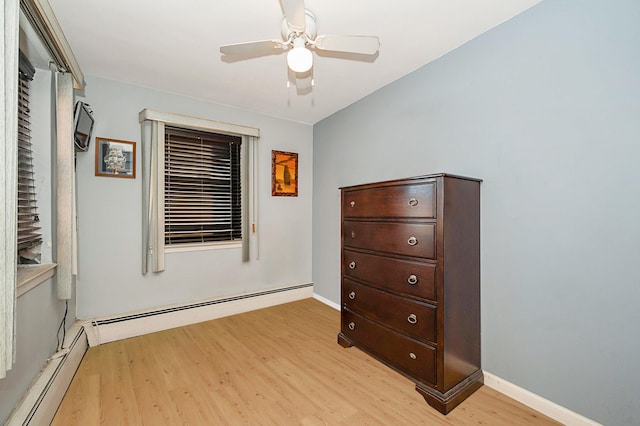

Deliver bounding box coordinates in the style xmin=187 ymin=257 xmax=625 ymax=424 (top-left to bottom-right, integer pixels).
xmin=47 ymin=0 xmax=542 ymax=125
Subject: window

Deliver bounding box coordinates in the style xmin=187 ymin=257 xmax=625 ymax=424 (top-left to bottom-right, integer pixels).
xmin=17 ymin=51 xmax=42 ymax=264
xmin=139 ymin=109 xmax=259 ymax=273
xmin=164 ymin=126 xmax=242 ymax=246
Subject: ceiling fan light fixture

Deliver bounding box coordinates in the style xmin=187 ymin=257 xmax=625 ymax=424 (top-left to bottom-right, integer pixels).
xmin=287 ymin=38 xmax=313 ymax=73
xmin=220 ymin=3 xmax=380 ymax=82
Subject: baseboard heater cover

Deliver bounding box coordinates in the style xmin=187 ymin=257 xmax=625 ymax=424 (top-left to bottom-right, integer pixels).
xmin=84 ymin=283 xmax=313 ymax=346
xmin=6 ymin=323 xmax=88 ymax=426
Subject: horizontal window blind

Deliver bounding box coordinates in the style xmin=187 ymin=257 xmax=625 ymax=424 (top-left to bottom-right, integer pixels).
xmin=17 ymin=54 xmax=42 ymax=262
xmin=164 ymin=126 xmax=242 ymax=245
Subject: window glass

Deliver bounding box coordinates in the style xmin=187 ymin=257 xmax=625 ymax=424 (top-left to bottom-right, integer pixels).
xmin=164 ymin=126 xmax=242 ymax=246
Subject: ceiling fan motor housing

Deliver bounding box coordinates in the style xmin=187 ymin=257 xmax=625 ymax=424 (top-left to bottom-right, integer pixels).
xmin=281 ymin=9 xmax=317 ymax=43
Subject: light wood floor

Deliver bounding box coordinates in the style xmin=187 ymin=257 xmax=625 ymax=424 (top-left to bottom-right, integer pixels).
xmin=53 ymin=298 xmax=559 ymax=425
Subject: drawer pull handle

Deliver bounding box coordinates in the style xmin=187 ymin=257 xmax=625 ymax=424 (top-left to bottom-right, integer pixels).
xmin=350 ymin=201 xmax=356 ymax=207
xmin=348 ymin=291 xmax=356 ymax=300
xmin=349 ymin=261 xmax=356 ymax=269
xmin=408 ymin=197 xmax=419 ymax=207
xmin=409 ymin=352 xmax=417 ymax=360
xmin=407 ymin=236 xmax=418 ymax=246
xmin=407 ymin=314 xmax=418 ymax=324
xmin=407 ymin=275 xmax=418 ymax=285
xmin=348 ymin=322 xmax=355 ymax=331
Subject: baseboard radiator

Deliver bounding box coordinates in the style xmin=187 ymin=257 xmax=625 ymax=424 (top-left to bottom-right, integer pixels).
xmin=7 ymin=283 xmax=313 ymax=425
xmin=84 ymin=283 xmax=314 ymax=346
xmin=6 ymin=323 xmax=88 ymax=426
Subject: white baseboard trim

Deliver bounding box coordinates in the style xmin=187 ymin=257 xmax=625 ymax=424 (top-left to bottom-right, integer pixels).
xmin=313 ymin=293 xmax=340 ymax=311
xmin=6 ymin=322 xmax=88 ymax=426
xmin=483 ymin=371 xmax=600 ymax=425
xmin=84 ymin=283 xmax=314 ymax=346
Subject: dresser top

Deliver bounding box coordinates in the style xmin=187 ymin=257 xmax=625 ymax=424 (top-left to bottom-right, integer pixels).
xmin=340 ymin=173 xmax=482 ymax=191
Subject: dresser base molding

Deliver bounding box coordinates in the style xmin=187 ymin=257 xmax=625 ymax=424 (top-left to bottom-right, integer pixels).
xmin=415 ymin=369 xmax=484 ymax=415
xmin=337 ymin=332 xmax=353 ymax=348
xmin=338 ymin=331 xmax=483 ymax=415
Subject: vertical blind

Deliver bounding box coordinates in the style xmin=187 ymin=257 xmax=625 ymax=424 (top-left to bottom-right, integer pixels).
xmin=17 ymin=52 xmax=41 ymax=262
xmin=164 ymin=126 xmax=242 ymax=245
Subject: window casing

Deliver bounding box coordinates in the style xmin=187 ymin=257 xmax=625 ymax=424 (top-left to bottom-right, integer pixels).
xmin=164 ymin=126 xmax=242 ymax=246
xmin=139 ymin=108 xmax=259 ymax=273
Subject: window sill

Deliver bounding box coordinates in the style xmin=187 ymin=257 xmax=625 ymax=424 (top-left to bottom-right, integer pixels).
xmin=17 ymin=263 xmax=57 ymax=298
xmin=165 ymin=241 xmax=242 ymax=253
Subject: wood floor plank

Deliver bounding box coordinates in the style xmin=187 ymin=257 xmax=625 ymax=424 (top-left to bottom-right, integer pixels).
xmin=52 ymin=298 xmax=560 ymax=425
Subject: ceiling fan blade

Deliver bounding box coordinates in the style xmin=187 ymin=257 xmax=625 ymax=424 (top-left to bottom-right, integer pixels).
xmin=314 ymin=35 xmax=380 ymax=55
xmin=220 ymin=40 xmax=283 ymax=56
xmin=281 ymin=0 xmax=306 ymax=32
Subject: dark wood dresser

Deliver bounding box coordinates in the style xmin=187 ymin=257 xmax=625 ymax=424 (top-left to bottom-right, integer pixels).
xmin=337 ymin=173 xmax=483 ymax=414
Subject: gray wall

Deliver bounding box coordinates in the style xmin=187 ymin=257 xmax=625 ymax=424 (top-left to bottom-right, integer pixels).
xmin=75 ymin=76 xmax=313 ymax=319
xmin=312 ymin=1 xmax=640 ymax=424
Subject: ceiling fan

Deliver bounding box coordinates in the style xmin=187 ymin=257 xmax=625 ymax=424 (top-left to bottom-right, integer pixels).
xmin=219 ymin=0 xmax=380 ymax=74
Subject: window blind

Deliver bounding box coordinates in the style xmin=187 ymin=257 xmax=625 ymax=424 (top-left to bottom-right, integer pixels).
xmin=17 ymin=52 xmax=41 ymax=262
xmin=164 ymin=126 xmax=242 ymax=245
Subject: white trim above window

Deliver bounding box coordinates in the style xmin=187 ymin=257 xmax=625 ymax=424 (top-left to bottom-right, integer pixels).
xmin=139 ymin=109 xmax=260 ymax=274
xmin=138 ymin=109 xmax=259 ymax=138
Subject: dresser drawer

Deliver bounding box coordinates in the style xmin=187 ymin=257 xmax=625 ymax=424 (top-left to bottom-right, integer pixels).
xmin=343 ymin=182 xmax=436 ymax=219
xmin=343 ymin=221 xmax=436 ymax=259
xmin=343 ymin=249 xmax=436 ymax=301
xmin=343 ymin=279 xmax=436 ymax=343
xmin=342 ymin=309 xmax=436 ymax=386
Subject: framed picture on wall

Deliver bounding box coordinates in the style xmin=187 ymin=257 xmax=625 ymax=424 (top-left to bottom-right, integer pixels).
xmin=95 ymin=137 xmax=136 ymax=178
xmin=271 ymin=150 xmax=298 ymax=196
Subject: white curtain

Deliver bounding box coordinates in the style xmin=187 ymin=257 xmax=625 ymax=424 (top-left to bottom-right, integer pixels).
xmin=251 ymin=135 xmax=260 ymax=261
xmin=1 ymin=0 xmax=19 ymax=379
xmin=139 ymin=109 xmax=259 ymax=274
xmin=140 ymin=119 xmax=165 ymax=273
xmin=244 ymin=135 xmax=260 ymax=262
xmin=54 ymin=71 xmax=75 ymax=300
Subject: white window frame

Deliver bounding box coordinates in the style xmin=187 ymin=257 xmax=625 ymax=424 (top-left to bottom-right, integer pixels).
xmin=139 ymin=109 xmax=260 ymax=274
xmin=20 ymin=0 xmax=81 ymax=300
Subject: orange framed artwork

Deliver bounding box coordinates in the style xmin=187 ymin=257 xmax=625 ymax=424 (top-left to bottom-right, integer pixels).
xmin=271 ymin=150 xmax=298 ymax=196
